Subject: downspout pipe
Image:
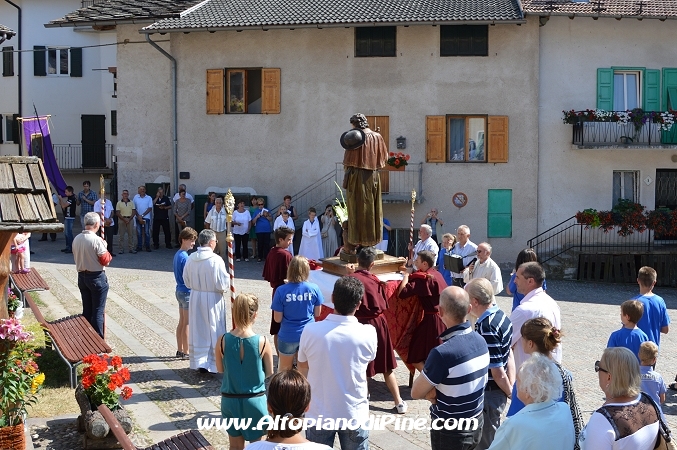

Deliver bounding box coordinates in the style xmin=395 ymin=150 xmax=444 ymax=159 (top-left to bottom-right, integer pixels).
xmin=144 ymin=33 xmax=178 ymax=195
xmin=4 ymin=0 xmax=21 ymax=142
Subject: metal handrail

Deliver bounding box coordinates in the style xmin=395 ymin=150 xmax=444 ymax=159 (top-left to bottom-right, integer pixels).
xmin=527 ymin=216 xmax=577 ymax=244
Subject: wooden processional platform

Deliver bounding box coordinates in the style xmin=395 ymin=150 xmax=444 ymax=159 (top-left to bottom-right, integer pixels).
xmin=322 ymin=254 xmax=406 ymax=277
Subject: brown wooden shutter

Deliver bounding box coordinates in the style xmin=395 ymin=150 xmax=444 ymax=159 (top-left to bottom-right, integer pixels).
xmin=426 ymin=116 xmax=446 ymax=162
xmin=261 ymin=68 xmax=281 ymax=114
xmin=487 ymin=116 xmax=509 ymax=163
xmin=206 ymin=69 xmax=224 ymax=114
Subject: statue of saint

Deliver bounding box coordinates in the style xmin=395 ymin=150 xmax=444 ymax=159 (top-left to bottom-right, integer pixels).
xmin=339 ymin=113 xmax=388 ymax=254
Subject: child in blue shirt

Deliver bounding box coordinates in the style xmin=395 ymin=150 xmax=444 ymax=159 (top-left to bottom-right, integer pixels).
xmin=639 ymin=341 xmax=666 ymax=416
xmin=272 ymin=256 xmax=323 ymax=371
xmin=607 ymin=299 xmax=649 ymax=361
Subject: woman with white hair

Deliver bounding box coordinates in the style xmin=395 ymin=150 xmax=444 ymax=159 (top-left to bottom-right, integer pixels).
xmin=488 ymin=353 xmax=575 ymax=450
xmin=578 ymin=347 xmax=663 ymax=450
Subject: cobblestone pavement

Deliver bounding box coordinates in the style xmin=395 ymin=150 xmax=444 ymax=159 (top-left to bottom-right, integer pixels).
xmin=23 ymin=236 xmax=677 ymax=449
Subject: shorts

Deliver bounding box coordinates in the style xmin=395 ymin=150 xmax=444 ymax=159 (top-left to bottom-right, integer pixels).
xmin=277 ymin=338 xmax=300 ymax=356
xmin=175 ymin=290 xmax=190 ymax=310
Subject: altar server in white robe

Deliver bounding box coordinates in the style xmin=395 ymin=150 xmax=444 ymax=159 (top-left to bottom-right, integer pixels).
xmin=298 ymin=207 xmax=323 ymax=261
xmin=183 ymin=229 xmax=229 ymax=373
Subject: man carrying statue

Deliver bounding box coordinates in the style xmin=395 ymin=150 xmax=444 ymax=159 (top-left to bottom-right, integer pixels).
xmin=339 ymin=113 xmax=388 ymax=255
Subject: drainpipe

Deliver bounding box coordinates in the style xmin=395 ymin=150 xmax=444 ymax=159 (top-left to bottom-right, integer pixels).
xmin=144 ymin=33 xmax=178 ymax=194
xmin=4 ymin=0 xmax=21 ymax=141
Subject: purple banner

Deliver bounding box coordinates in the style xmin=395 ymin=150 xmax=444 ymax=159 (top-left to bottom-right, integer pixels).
xmin=22 ymin=116 xmax=67 ymax=196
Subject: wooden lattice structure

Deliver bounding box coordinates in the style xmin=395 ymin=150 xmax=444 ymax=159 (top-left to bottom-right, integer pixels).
xmin=0 ymin=156 xmax=63 ymax=319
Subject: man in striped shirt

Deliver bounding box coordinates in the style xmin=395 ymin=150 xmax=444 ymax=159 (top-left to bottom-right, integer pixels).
xmin=467 ymin=278 xmax=514 ymax=450
xmin=412 ymin=286 xmax=489 ymax=450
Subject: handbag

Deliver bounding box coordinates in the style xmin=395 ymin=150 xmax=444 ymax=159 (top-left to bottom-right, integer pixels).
xmin=555 ymin=363 xmax=584 ymax=450
xmin=644 ymin=394 xmax=675 ymax=450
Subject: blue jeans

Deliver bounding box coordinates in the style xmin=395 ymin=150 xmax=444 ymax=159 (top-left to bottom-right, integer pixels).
xmin=64 ymin=218 xmax=74 ymax=250
xmin=78 ymin=271 xmax=109 ymax=338
xmin=136 ymin=218 xmax=151 ymax=249
xmin=306 ymin=426 xmax=369 ymax=450
xmin=430 ymin=414 xmax=483 ymax=450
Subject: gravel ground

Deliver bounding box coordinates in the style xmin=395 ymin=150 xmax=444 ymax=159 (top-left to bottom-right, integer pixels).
xmin=22 ymin=234 xmax=677 ymax=449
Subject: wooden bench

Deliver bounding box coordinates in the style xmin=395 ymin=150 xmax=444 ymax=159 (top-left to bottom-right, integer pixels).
xmin=25 ymin=292 xmax=112 ymax=388
xmin=9 ymin=267 xmax=50 ymax=307
xmin=97 ymin=404 xmax=214 ymax=450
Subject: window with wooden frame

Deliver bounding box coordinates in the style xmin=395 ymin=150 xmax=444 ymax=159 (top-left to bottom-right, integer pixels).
xmin=426 ymin=115 xmax=508 ymax=163
xmin=206 ymin=68 xmax=280 ymax=115
xmin=355 ymin=27 xmax=396 ymax=57
xmin=440 ymin=25 xmax=488 ymax=57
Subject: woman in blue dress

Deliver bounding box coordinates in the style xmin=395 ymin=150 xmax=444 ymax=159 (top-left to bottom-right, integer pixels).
xmin=216 ymin=293 xmax=274 ymax=450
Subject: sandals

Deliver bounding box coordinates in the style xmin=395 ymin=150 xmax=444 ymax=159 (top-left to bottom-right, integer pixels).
xmin=668 ymin=382 xmax=677 ymax=392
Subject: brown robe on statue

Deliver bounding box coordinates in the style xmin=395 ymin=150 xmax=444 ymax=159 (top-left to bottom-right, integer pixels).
xmin=343 ymin=128 xmax=388 ymax=247
xmin=350 ymin=269 xmax=398 ymax=377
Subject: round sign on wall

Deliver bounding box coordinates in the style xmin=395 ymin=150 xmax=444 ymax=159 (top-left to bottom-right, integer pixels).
xmin=452 ymin=192 xmax=468 ymax=208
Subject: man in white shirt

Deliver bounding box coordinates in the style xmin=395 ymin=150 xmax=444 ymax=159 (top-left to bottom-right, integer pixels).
xmin=407 ymin=224 xmax=439 ymax=269
xmin=298 ymin=276 xmax=376 ymax=450
xmin=450 ymin=224 xmax=478 ymax=287
xmin=204 ymin=197 xmax=227 ymax=258
xmin=463 ymin=242 xmax=503 ymax=295
xmin=133 ymin=186 xmax=154 ymax=252
xmin=510 ymin=261 xmax=562 ymax=371
xmin=93 ymin=193 xmax=116 ymax=256
xmin=172 ymin=184 xmax=194 ymax=245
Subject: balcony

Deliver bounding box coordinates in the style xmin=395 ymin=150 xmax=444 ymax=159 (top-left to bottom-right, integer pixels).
xmin=53 ymin=144 xmax=114 ymax=174
xmin=565 ymin=110 xmax=677 ymax=149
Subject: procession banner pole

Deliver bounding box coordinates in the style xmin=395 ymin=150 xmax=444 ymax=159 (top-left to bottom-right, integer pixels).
xmin=409 ymin=189 xmax=416 ymax=261
xmin=224 ymin=190 xmax=236 ymax=328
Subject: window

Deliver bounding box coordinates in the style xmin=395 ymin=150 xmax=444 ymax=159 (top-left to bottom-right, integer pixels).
xmin=612 ymin=170 xmax=639 ymax=207
xmin=5 ymin=114 xmax=19 ymax=144
xmin=613 ymin=71 xmax=641 ymax=110
xmin=355 ymin=27 xmax=396 ymax=57
xmin=440 ymin=26 xmax=488 ymax=57
xmin=488 ymin=189 xmax=512 ymax=238
xmin=2 ymin=47 xmax=14 ymax=77
xmin=447 ymin=116 xmax=487 ymax=162
xmin=426 ymin=115 xmax=508 ymax=163
xmin=206 ymin=68 xmax=280 ymax=115
xmin=111 ymin=110 xmax=117 ymax=136
xmin=48 ymin=47 xmax=69 ymax=75
xmin=33 ymin=46 xmax=82 ymax=77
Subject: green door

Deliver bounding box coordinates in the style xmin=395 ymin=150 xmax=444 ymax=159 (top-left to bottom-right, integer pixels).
xmin=81 ymin=115 xmax=106 ymax=168
xmin=488 ymin=189 xmax=512 ymax=238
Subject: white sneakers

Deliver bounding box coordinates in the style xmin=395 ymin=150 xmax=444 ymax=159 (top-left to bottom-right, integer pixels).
xmin=396 ymin=401 xmax=408 ymax=414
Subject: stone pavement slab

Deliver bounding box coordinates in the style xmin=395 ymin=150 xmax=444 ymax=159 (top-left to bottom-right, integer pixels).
xmin=23 ymin=235 xmax=677 ymax=449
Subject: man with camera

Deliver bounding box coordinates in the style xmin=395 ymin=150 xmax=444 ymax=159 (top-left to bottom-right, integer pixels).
xmin=421 ymin=208 xmax=444 ymax=245
xmin=450 ymin=225 xmax=477 ymax=288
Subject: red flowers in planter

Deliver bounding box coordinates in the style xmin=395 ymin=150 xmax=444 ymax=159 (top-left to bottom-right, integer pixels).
xmin=575 ymin=200 xmax=677 ymax=237
xmin=386 ymin=152 xmax=410 ymax=169
xmin=82 ymin=354 xmax=132 ymax=409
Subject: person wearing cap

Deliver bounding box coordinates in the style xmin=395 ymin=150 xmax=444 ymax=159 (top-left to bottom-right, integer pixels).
xmin=340 ymin=113 xmax=388 ymax=254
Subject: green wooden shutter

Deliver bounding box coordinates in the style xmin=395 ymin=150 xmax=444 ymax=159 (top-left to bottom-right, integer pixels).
xmin=33 ymin=46 xmax=46 ymax=76
xmin=644 ymin=69 xmax=660 ymax=111
xmin=70 ymin=47 xmax=82 ymax=77
xmin=663 ymin=68 xmax=677 ymax=111
xmin=0 ymin=114 xmax=3 ymax=143
xmin=2 ymin=47 xmax=14 ymax=77
xmin=597 ymin=68 xmax=613 ymax=110
xmin=12 ymin=114 xmax=19 ymax=144
xmin=487 ymin=189 xmax=512 ymax=238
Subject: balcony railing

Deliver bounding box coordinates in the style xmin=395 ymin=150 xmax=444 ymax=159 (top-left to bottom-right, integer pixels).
xmin=81 ymin=0 xmax=105 ymax=7
xmin=53 ymin=144 xmax=114 ymax=172
xmin=566 ymin=110 xmax=677 ymax=147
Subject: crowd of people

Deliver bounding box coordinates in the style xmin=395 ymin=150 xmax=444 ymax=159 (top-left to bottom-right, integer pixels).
xmin=45 ymin=186 xmax=675 ymax=450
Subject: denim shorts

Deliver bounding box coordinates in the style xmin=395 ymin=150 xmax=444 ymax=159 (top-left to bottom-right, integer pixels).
xmin=175 ymin=290 xmax=190 ymax=310
xmin=276 ymin=338 xmax=300 ymax=356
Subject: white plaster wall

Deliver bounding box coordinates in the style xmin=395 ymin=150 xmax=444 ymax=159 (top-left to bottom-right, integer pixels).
xmin=0 ymin=0 xmax=117 ymax=185
xmin=114 ymin=24 xmax=172 ymax=193
xmin=124 ymin=20 xmax=540 ymax=262
xmin=538 ymin=16 xmax=677 ymax=231
xmin=0 ymin=1 xmax=20 ymax=156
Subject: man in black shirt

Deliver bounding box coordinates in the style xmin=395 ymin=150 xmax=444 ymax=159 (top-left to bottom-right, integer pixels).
xmin=152 ymin=187 xmax=173 ymax=249
xmin=60 ymin=186 xmax=78 ymax=253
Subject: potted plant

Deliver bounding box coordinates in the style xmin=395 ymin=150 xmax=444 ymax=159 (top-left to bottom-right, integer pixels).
xmin=0 ymin=318 xmax=45 ymax=449
xmin=76 ymin=354 xmax=133 ymax=440
xmin=6 ymin=289 xmax=22 ymax=320
xmin=386 ymin=152 xmax=410 ymax=171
